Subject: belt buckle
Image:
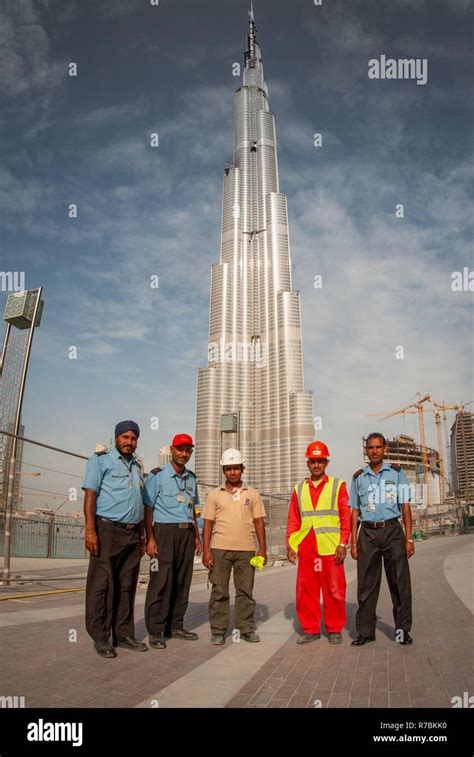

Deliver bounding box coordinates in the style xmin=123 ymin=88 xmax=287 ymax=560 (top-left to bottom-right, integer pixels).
xmin=377 ymin=521 xmax=385 ymax=529
xmin=126 ymin=523 xmax=134 ymax=530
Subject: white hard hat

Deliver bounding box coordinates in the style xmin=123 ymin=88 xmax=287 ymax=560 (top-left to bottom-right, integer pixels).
xmin=220 ymin=448 xmax=245 ymax=466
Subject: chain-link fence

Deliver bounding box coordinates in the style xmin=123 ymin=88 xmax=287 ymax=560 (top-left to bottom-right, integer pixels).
xmin=0 ymin=430 xmax=89 ymax=583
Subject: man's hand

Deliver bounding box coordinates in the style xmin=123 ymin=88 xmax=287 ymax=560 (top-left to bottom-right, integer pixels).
xmin=195 ymin=538 xmax=203 ymax=557
xmin=256 ymin=550 xmax=267 ymax=566
xmin=334 ymin=545 xmax=347 ymax=564
xmin=146 ymin=537 xmax=158 ymax=558
xmin=350 ymin=544 xmax=358 ymax=560
xmin=85 ymin=531 xmax=100 ymax=556
xmin=405 ymin=540 xmax=415 ymax=558
xmin=287 ymin=547 xmax=297 ymax=565
xmin=202 ymin=550 xmax=214 ymax=569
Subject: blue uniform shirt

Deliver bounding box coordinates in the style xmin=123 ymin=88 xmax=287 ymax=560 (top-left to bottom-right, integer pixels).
xmin=349 ymin=462 xmax=412 ymax=522
xmin=82 ymin=447 xmax=144 ymax=524
xmin=143 ymin=463 xmax=199 ymax=524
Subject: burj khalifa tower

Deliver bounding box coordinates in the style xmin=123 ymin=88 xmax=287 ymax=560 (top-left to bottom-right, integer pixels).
xmin=195 ymin=5 xmax=314 ymax=495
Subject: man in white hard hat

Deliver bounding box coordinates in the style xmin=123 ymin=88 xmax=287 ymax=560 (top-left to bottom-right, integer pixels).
xmin=202 ymin=449 xmax=267 ymax=645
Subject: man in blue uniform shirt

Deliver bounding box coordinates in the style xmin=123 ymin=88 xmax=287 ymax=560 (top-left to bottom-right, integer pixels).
xmin=350 ymin=432 xmax=415 ymax=646
xmin=144 ymin=433 xmax=202 ymax=649
xmin=83 ymin=420 xmax=148 ymax=658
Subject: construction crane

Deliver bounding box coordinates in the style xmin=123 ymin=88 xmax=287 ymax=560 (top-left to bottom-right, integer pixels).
xmin=369 ymin=397 xmax=472 ymax=509
xmin=368 ymin=393 xmax=432 ymax=507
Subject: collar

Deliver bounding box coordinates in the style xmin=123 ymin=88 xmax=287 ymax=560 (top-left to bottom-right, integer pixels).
xmin=307 ymin=474 xmax=329 ymax=488
xmin=164 ymin=462 xmax=190 ymax=479
xmin=220 ymin=482 xmax=249 ymax=492
xmin=111 ymin=447 xmax=139 ymax=466
xmin=363 ymin=462 xmax=392 ymax=476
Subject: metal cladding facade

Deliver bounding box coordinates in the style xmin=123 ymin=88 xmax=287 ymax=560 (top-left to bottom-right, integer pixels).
xmin=195 ymin=8 xmax=314 ymax=495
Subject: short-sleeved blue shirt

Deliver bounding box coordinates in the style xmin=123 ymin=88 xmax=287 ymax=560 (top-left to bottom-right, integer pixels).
xmin=143 ymin=463 xmax=199 ymax=524
xmin=82 ymin=447 xmax=144 ymax=524
xmin=349 ymin=462 xmax=412 ymax=522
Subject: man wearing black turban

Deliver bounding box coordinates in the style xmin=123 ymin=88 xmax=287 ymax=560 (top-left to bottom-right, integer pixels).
xmin=82 ymin=420 xmax=148 ymax=657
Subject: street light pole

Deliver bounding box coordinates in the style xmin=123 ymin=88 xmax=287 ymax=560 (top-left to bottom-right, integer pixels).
xmin=2 ymin=287 xmax=43 ymax=584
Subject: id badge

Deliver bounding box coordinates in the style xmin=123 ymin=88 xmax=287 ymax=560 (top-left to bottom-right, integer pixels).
xmin=177 ymin=493 xmax=185 ymax=503
xmin=367 ymin=502 xmax=376 ymax=513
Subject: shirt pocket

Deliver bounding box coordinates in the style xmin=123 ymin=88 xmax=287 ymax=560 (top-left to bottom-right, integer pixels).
xmin=110 ymin=471 xmax=132 ymax=489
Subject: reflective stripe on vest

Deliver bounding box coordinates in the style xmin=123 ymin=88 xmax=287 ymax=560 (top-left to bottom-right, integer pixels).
xmin=288 ymin=476 xmax=343 ymax=556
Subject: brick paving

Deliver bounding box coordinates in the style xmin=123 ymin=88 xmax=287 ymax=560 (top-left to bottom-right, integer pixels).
xmin=0 ymin=534 xmax=472 ymax=708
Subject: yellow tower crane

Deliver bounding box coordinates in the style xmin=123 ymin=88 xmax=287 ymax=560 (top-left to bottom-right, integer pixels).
xmin=368 ymin=393 xmax=432 ymax=507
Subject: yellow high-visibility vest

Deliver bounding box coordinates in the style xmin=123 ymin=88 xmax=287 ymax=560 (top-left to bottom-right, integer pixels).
xmin=288 ymin=476 xmax=343 ymax=556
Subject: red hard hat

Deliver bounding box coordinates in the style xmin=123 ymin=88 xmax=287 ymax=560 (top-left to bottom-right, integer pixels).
xmin=172 ymin=433 xmax=195 ymax=448
xmin=306 ymin=440 xmax=330 ymax=460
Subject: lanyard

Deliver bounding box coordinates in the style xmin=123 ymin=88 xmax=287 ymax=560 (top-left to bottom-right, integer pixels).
xmin=175 ymin=475 xmax=193 ymax=496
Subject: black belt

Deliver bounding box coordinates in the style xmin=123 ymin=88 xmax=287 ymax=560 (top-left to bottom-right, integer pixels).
xmin=155 ymin=522 xmax=194 ymax=530
xmin=97 ymin=517 xmax=139 ymax=530
xmin=361 ymin=517 xmax=399 ymax=529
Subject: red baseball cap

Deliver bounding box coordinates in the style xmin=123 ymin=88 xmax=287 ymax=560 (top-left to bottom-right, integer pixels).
xmin=171 ymin=433 xmax=195 ymax=448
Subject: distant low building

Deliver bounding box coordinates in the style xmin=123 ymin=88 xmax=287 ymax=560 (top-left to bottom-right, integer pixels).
xmin=159 ymin=446 xmax=172 ymax=468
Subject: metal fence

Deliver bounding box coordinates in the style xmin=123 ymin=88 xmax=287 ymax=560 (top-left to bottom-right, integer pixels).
xmin=0 ymin=430 xmax=88 ymax=582
xmin=3 ymin=430 xmax=469 ymax=586
xmin=0 ymin=434 xmax=291 ymax=584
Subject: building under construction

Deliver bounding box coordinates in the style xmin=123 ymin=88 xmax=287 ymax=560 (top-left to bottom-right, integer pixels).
xmin=363 ymin=434 xmax=443 ymax=514
xmin=450 ymin=411 xmax=474 ymax=503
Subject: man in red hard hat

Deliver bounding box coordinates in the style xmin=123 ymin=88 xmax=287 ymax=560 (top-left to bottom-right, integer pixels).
xmin=286 ymin=441 xmax=350 ymax=644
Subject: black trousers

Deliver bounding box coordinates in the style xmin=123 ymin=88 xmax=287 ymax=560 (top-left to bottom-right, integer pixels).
xmin=85 ymin=518 xmax=141 ymax=643
xmin=145 ymin=523 xmax=195 ymax=636
xmin=356 ymin=518 xmax=412 ymax=637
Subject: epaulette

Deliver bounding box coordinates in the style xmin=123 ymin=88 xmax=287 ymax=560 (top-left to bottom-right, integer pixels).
xmin=149 ymin=466 xmax=162 ymax=475
xmin=352 ymin=468 xmax=364 ymax=479
xmin=187 ymin=470 xmax=196 ymax=477
xmin=390 ymin=463 xmax=402 ymax=472
xmin=94 ymin=450 xmax=108 ymax=456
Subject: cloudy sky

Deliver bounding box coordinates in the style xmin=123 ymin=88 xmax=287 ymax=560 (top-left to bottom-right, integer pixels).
xmin=1 ymin=0 xmax=472 ymax=483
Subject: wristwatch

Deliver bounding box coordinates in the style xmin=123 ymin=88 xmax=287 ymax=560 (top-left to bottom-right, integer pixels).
xmin=339 ymin=543 xmax=347 ymax=548
xmin=406 ymin=538 xmax=414 ymax=543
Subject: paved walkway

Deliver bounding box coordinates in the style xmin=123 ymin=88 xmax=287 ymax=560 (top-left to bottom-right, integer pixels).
xmin=0 ymin=534 xmax=472 ymax=708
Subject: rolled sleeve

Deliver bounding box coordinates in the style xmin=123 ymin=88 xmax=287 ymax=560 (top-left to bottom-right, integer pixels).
xmin=349 ymin=477 xmax=360 ymax=509
xmin=398 ymin=469 xmax=412 ymax=503
xmin=82 ymin=456 xmax=102 ymax=493
xmin=203 ymin=493 xmax=216 ymax=521
xmin=143 ymin=474 xmax=156 ymax=508
xmin=252 ymin=492 xmax=266 ymax=518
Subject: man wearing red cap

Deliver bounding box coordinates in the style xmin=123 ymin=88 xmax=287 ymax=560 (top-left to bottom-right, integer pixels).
xmin=287 ymin=441 xmax=350 ymax=644
xmin=144 ymin=434 xmax=202 ymax=649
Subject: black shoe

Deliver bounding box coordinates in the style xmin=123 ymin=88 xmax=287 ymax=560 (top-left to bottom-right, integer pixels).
xmin=149 ymin=634 xmax=167 ymax=649
xmin=296 ymin=633 xmax=321 ymax=645
xmin=165 ymin=629 xmax=199 ymax=640
xmin=94 ymin=641 xmax=117 ymax=658
xmin=351 ymin=635 xmax=376 ymax=646
xmin=115 ymin=636 xmax=148 ymax=651
xmin=397 ymin=631 xmax=413 ymax=645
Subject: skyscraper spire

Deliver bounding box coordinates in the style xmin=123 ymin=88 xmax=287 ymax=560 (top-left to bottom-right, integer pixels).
xmin=195 ymin=9 xmax=314 ymax=495
xmin=245 ymin=2 xmax=258 ymax=68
